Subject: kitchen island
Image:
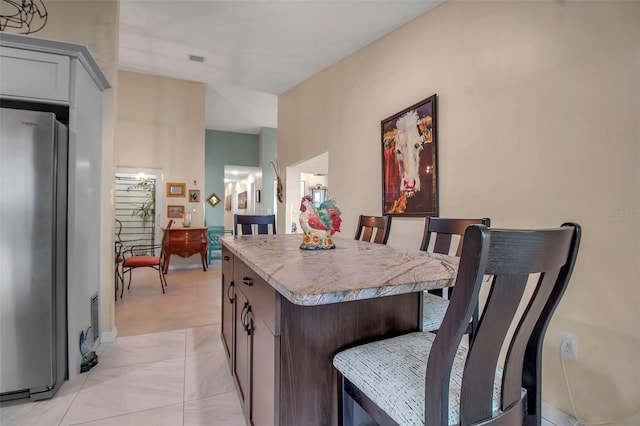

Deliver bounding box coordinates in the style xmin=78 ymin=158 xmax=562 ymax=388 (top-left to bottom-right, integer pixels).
xmin=220 ymin=234 xmax=458 ymax=426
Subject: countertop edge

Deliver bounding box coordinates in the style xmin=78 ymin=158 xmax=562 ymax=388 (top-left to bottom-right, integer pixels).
xmin=221 ymin=238 xmax=455 ymax=307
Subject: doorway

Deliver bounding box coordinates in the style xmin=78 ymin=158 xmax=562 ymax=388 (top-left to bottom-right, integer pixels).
xmin=285 ymin=152 xmax=329 ymax=234
xmin=114 ymin=167 xmax=163 ymax=245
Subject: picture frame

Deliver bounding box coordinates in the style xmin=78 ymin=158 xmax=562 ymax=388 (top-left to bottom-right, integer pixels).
xmin=206 ymin=192 xmax=220 ymax=208
xmin=224 ymin=194 xmax=232 ymax=211
xmin=381 ymin=94 xmax=438 ymax=217
xmin=189 ymin=189 xmax=200 ymax=203
xmin=166 ymin=182 xmax=186 ymax=198
xmin=167 ymin=205 xmax=184 ymax=219
xmin=237 ymin=191 xmax=247 ymax=209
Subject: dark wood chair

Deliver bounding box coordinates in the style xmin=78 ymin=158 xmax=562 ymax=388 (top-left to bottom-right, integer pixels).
xmin=234 ymin=214 xmax=276 ymax=235
xmin=420 ymin=217 xmax=491 ymax=342
xmin=121 ymin=220 xmax=173 ymax=296
xmin=334 ymin=223 xmax=581 ymax=426
xmin=354 ymin=215 xmax=392 ymax=244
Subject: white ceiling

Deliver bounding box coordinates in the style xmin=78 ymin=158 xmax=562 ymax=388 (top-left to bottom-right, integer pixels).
xmin=119 ymin=0 xmax=443 ymax=135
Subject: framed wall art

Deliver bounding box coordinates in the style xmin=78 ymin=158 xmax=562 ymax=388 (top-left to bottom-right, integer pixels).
xmin=167 ymin=205 xmax=184 ymax=219
xmin=189 ymin=189 xmax=200 ymax=202
xmin=237 ymin=191 xmax=247 ymax=209
xmin=381 ymin=94 xmax=438 ymax=217
xmin=206 ymin=192 xmax=220 ymax=208
xmin=224 ymin=194 xmax=232 ymax=211
xmin=166 ymin=182 xmax=186 ymax=197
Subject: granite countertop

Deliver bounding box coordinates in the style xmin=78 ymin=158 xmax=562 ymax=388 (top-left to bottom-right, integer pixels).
xmin=221 ymin=234 xmax=458 ymax=306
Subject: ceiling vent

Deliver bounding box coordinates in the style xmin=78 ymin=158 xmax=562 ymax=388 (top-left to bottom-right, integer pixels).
xmin=188 ymin=54 xmax=205 ymax=63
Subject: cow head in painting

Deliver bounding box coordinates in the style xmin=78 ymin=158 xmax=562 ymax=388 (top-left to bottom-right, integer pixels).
xmin=394 ymin=110 xmax=424 ymax=194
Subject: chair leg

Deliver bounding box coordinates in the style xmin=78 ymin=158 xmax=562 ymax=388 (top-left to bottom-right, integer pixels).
xmin=158 ymin=267 xmax=166 ymax=294
xmin=126 ymin=267 xmax=133 ymax=290
xmin=114 ymin=265 xmax=118 ymax=301
xmin=338 ymin=376 xmax=357 ymax=426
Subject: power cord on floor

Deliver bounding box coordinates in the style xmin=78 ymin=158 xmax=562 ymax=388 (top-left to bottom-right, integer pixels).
xmin=560 ymin=341 xmax=636 ymax=426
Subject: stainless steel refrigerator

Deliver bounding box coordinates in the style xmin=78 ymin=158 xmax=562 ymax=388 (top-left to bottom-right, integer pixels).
xmin=0 ymin=107 xmax=68 ymax=401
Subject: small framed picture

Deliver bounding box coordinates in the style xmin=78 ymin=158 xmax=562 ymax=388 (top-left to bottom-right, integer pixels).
xmin=167 ymin=205 xmax=184 ymax=219
xmin=189 ymin=189 xmax=200 ymax=202
xmin=237 ymin=191 xmax=247 ymax=209
xmin=206 ymin=192 xmax=220 ymax=208
xmin=166 ymin=182 xmax=186 ymax=197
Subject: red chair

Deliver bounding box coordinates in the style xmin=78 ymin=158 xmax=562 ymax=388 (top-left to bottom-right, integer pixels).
xmin=121 ymin=220 xmax=173 ymax=296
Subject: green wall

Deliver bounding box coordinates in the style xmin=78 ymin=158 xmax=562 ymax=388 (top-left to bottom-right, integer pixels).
xmin=205 ymin=130 xmax=259 ymax=226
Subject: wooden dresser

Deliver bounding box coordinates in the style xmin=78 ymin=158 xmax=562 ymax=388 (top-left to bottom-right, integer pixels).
xmin=162 ymin=227 xmax=209 ymax=273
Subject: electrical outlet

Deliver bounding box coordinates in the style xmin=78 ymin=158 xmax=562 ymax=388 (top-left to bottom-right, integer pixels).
xmin=559 ymin=332 xmax=579 ymax=360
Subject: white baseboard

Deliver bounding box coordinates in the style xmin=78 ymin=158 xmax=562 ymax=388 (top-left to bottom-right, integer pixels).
xmin=168 ymin=263 xmax=204 ymax=271
xmin=100 ymin=327 xmax=118 ymax=343
xmin=543 ymin=401 xmax=583 ymax=426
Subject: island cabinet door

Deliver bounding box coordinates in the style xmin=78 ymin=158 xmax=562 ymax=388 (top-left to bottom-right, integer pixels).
xmin=234 ymin=259 xmax=280 ymax=426
xmin=248 ymin=311 xmax=279 ymax=426
xmin=234 ymin=291 xmax=251 ymax=413
xmin=221 ymin=248 xmax=234 ymax=369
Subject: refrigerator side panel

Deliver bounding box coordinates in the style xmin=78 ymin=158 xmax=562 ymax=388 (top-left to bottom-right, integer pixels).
xmin=0 ymin=108 xmax=56 ymax=395
xmin=30 ymin=120 xmax=69 ymax=401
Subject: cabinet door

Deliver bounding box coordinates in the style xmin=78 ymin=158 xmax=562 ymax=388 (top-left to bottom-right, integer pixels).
xmin=221 ymin=267 xmax=235 ymax=369
xmin=249 ymin=314 xmax=279 ymax=426
xmin=234 ymin=292 xmax=251 ymax=415
xmin=0 ymin=47 xmax=70 ymax=103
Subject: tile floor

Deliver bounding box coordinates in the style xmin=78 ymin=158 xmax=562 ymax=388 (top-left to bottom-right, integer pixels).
xmin=0 ymin=325 xmax=245 ymax=426
xmin=0 ymin=264 xmax=559 ymax=426
xmin=115 ymin=266 xmax=221 ymax=337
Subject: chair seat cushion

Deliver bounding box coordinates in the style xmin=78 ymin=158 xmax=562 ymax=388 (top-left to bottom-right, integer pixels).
xmin=123 ymin=256 xmax=161 ymax=267
xmin=333 ymin=332 xmax=502 ymax=425
xmin=422 ymin=292 xmax=450 ymax=331
xmin=423 ymin=292 xmax=473 ymax=332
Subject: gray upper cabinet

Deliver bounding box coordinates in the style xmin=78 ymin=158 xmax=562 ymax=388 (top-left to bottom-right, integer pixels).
xmin=0 ymin=47 xmax=70 ymax=103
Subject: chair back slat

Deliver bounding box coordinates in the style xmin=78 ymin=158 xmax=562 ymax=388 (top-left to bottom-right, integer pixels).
xmin=234 ymin=214 xmax=276 ymax=235
xmin=424 ymin=223 xmax=580 ymax=426
xmin=354 ymin=215 xmax=392 ymax=244
xmin=460 ymin=274 xmax=528 ymax=424
xmin=519 ymin=224 xmax=580 ymax=424
xmin=424 ymin=225 xmax=488 ymax=426
xmin=432 ymin=233 xmax=453 ymax=255
xmin=501 ymin=269 xmax=560 ymax=409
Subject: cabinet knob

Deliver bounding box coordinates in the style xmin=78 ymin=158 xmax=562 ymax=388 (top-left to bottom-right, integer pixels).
xmin=223 ymin=255 xmax=230 ymax=261
xmin=242 ymin=277 xmax=253 ymax=286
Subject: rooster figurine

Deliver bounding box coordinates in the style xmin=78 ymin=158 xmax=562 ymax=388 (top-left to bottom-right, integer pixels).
xmin=299 ymin=195 xmax=342 ymax=250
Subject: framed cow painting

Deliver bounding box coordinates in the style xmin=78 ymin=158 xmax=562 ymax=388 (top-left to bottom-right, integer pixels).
xmin=381 ymin=94 xmax=438 ymax=217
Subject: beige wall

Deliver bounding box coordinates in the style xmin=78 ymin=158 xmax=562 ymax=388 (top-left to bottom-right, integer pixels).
xmin=2 ymin=0 xmax=121 ymax=341
xmin=115 ymin=71 xmax=206 ymax=266
xmin=278 ymin=1 xmax=639 ymax=422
